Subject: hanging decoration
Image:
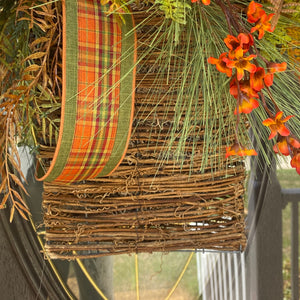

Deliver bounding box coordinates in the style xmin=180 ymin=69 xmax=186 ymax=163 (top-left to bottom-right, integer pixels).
xmin=0 ymin=0 xmax=299 ymax=256
xmin=42 ymin=1 xmax=249 ymax=258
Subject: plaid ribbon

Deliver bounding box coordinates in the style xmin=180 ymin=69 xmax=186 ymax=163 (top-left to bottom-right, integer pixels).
xmin=38 ymin=0 xmax=136 ymax=183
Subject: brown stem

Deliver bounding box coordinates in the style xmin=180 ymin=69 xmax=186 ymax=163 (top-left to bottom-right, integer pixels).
xmin=265 ymin=86 xmax=281 ymax=113
xmin=259 ymin=92 xmax=273 ymax=117
xmin=224 ymin=0 xmax=244 ymax=33
xmin=235 ymin=77 xmax=241 ymax=137
xmin=215 ymin=0 xmax=233 ymax=35
xmin=252 ymin=42 xmax=270 ymax=65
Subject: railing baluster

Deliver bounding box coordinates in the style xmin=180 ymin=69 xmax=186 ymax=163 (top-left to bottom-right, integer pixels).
xmin=234 ymin=253 xmax=239 ymax=300
xmin=282 ymin=189 xmax=300 ymax=300
xmin=217 ymin=254 xmax=223 ymax=300
xmin=241 ymin=252 xmax=246 ymax=300
xmin=291 ymin=201 xmax=299 ymax=300
xmin=212 ymin=254 xmax=218 ymax=300
xmin=201 ymin=253 xmax=207 ymax=300
xmin=222 ymin=253 xmax=228 ymax=300
xmin=227 ymin=253 xmax=233 ymax=300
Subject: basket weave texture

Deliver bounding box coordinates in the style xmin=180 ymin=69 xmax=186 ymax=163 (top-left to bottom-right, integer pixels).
xmin=43 ymin=6 xmax=247 ymax=259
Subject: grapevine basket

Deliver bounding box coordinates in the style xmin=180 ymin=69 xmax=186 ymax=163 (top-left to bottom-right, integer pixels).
xmin=40 ymin=0 xmax=247 ymax=259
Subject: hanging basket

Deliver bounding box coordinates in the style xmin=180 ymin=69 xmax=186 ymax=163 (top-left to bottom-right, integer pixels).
xmin=42 ymin=3 xmax=247 ymax=259
xmin=37 ymin=0 xmax=136 ymax=183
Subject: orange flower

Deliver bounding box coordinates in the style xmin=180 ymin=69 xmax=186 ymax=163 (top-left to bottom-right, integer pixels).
xmin=273 ymin=137 xmax=300 ymax=156
xmin=247 ymin=1 xmax=265 ymax=23
xmin=291 ymin=152 xmax=300 ymax=175
xmin=290 ymin=137 xmax=300 ymax=149
xmin=250 ymin=12 xmax=274 ymax=40
xmin=191 ymin=0 xmax=210 ymax=5
xmin=264 ymin=62 xmax=287 ymax=87
xmin=230 ymin=79 xmax=259 ymax=99
xmin=268 ymin=62 xmax=287 ymax=73
xmin=273 ymin=138 xmax=290 ymax=156
xmin=262 ymin=111 xmax=294 ymax=140
xmin=224 ymin=33 xmax=254 ymax=58
xmin=226 ymin=47 xmax=257 ymax=81
xmin=208 ymin=53 xmax=232 ymax=77
xmin=250 ymin=67 xmax=266 ymax=91
xmin=230 ymin=79 xmax=259 ymax=114
xmin=235 ymin=97 xmax=259 ymax=114
xmin=226 ymin=142 xmax=257 ymax=158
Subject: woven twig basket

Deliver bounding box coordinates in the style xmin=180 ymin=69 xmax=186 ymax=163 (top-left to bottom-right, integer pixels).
xmin=42 ymin=3 xmax=247 ymax=259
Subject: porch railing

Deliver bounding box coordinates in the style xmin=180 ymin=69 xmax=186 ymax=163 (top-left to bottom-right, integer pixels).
xmin=282 ymin=188 xmax=300 ymax=300
xmin=198 ymin=164 xmax=300 ymax=300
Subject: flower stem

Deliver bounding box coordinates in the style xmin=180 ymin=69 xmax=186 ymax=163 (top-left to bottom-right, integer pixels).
xmin=259 ymin=92 xmax=273 ymax=117
xmin=265 ymin=86 xmax=280 ymax=112
xmin=235 ymin=76 xmax=241 ymax=137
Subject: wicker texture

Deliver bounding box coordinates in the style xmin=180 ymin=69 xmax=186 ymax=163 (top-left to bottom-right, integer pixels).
xmin=43 ymin=6 xmax=247 ymax=259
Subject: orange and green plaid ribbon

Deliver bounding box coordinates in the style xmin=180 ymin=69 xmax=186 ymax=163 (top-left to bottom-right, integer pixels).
xmin=38 ymin=0 xmax=136 ymax=183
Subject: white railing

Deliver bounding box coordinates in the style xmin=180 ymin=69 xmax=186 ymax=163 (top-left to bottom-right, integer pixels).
xmin=196 ymin=251 xmax=246 ymax=300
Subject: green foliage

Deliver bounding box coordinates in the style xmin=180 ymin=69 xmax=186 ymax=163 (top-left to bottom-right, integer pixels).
xmin=261 ymin=24 xmax=292 ymax=60
xmin=153 ymin=0 xmax=191 ymax=43
xmin=155 ymin=0 xmax=191 ymax=24
xmin=259 ymin=0 xmax=300 ymax=59
xmin=0 ymin=1 xmax=18 ymax=26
